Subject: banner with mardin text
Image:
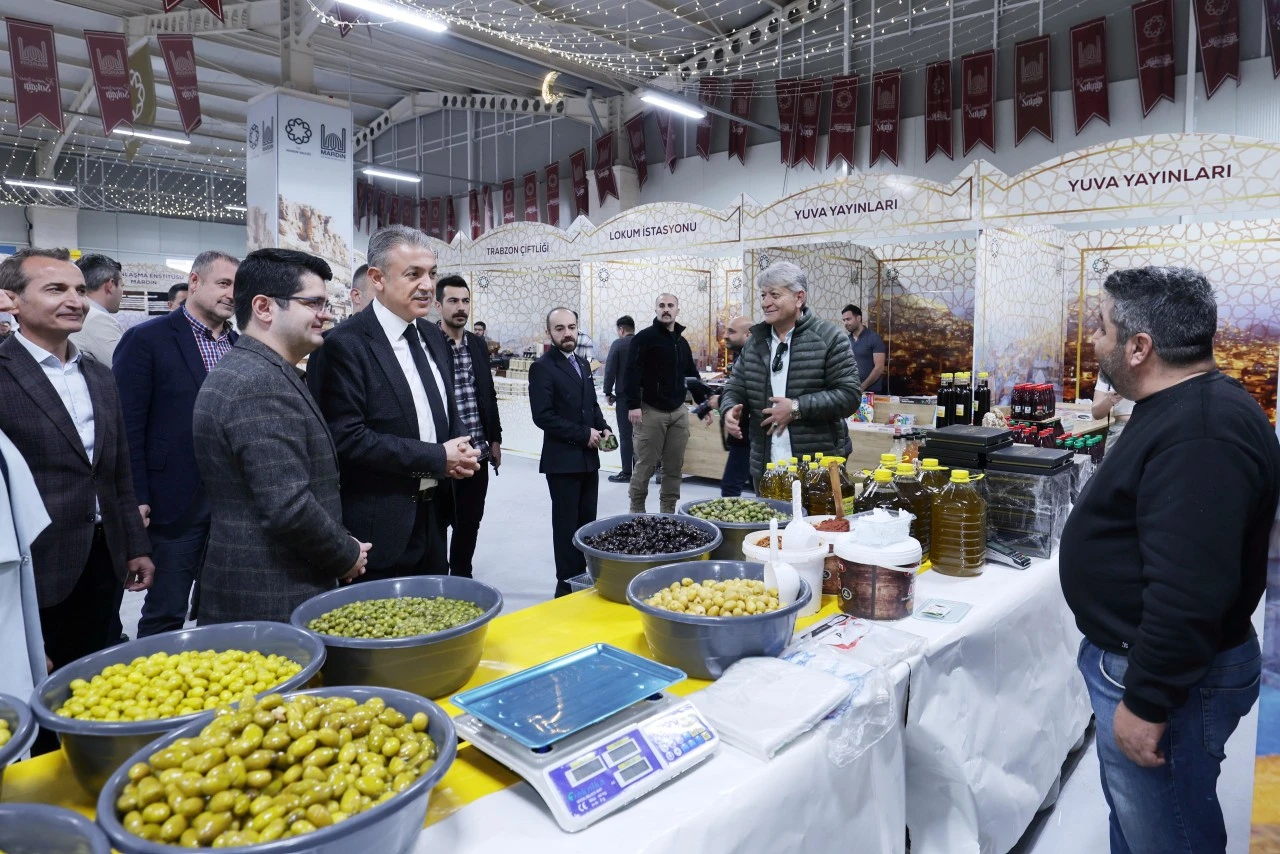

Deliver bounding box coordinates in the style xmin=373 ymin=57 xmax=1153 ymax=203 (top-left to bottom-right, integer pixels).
xmin=826 ymin=75 xmax=858 ymax=168
xmin=870 ymin=70 xmax=902 ymax=167
xmin=925 ymin=60 xmax=953 ymax=162
xmin=654 ymin=111 xmax=677 ymax=173
xmin=795 ymin=77 xmax=822 ymax=168
xmin=728 ymin=79 xmax=753 ymax=163
xmin=545 ymin=162 xmax=560 ymax=226
xmin=7 ymin=19 xmax=62 ymax=132
xmin=469 ymin=190 xmax=481 ymax=239
xmin=1070 ymin=17 xmax=1110 ymax=134
xmin=158 ymin=34 xmax=202 ymax=134
xmin=569 ymin=148 xmax=589 ymax=218
xmin=85 ymin=31 xmax=132 ymax=135
xmin=696 ymin=78 xmax=721 ymax=160
xmin=523 ymin=172 xmax=539 ymax=221
xmin=1194 ymin=0 xmax=1240 ymax=98
xmin=502 ymin=179 xmax=516 ymax=224
xmin=625 ymin=114 xmax=648 ymax=188
xmin=775 ymin=78 xmax=800 ymax=166
xmin=1014 ymin=36 xmax=1053 ymax=145
xmin=961 ymin=50 xmax=995 ymax=156
xmin=1132 ymin=0 xmax=1176 ymax=116
xmin=595 ymin=132 xmax=618 ymax=205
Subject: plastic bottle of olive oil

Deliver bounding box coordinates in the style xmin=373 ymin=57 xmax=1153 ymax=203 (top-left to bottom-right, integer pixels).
xmin=760 ymin=462 xmax=782 ymax=500
xmin=894 ymin=463 xmax=932 ymax=560
xmin=930 ymin=469 xmax=988 ymax=577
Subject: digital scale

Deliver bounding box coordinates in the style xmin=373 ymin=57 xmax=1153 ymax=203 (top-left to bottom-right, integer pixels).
xmin=453 ymin=644 xmax=719 ymax=832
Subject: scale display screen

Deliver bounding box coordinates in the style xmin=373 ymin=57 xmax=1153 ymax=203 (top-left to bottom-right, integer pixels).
xmin=566 ymin=756 xmax=606 ymax=786
xmin=606 ymin=739 xmax=639 ymax=765
xmin=616 ymin=757 xmax=651 ymax=786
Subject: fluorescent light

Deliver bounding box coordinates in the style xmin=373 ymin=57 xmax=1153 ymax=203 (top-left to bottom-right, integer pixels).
xmin=166 ymin=258 xmax=194 ymax=274
xmin=224 ymin=205 xmax=247 ymax=212
xmin=112 ymin=128 xmax=191 ymax=146
xmin=362 ymin=166 xmax=422 ymax=183
xmin=340 ymin=0 xmax=448 ymax=32
xmin=4 ymin=178 xmax=76 ymax=192
xmin=640 ymin=90 xmax=706 ymax=120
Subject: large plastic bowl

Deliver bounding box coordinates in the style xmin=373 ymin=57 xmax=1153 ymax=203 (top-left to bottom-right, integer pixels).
xmin=96 ymin=686 xmax=457 ymax=854
xmin=573 ymin=514 xmax=722 ymax=603
xmin=626 ymin=560 xmax=813 ymax=680
xmin=30 ymin=622 xmax=326 ymax=796
xmin=290 ymin=576 xmax=502 ymax=699
xmin=0 ymin=804 xmax=111 ymax=854
xmin=0 ymin=692 xmax=38 ymax=800
xmin=677 ymin=498 xmax=792 ymax=561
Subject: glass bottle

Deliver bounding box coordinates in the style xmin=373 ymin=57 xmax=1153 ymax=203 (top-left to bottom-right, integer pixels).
xmin=954 ymin=372 xmax=972 ymax=426
xmin=894 ymin=463 xmax=932 ymax=560
xmin=973 ymin=372 xmax=991 ymax=426
xmin=936 ymin=373 xmax=954 ymax=427
xmin=930 ymin=469 xmax=988 ymax=577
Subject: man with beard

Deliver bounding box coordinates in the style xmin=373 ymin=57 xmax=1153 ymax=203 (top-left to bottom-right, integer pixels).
xmin=529 ymin=307 xmax=612 ymax=597
xmin=435 ymin=275 xmax=501 ymax=579
xmin=1061 ymin=267 xmax=1280 ymax=854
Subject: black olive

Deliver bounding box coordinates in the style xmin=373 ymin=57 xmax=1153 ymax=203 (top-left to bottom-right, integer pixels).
xmin=583 ymin=516 xmax=714 ymax=556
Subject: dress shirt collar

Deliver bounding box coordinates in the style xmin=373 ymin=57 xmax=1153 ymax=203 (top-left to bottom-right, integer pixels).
xmin=182 ymin=304 xmax=231 ymax=340
xmin=14 ymin=330 xmax=81 ymax=367
xmin=373 ymin=298 xmax=415 ymax=343
xmin=559 ymin=347 xmax=578 ymax=363
xmin=86 ymin=299 xmax=108 ymax=315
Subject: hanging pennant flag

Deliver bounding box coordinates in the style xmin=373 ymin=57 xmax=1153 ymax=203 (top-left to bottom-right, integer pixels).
xmin=417 ymin=198 xmax=427 ymax=233
xmin=696 ymin=77 xmax=722 ymax=160
xmin=569 ymin=148 xmax=589 ymax=219
xmin=355 ymin=181 xmax=367 ymax=232
xmin=377 ymin=189 xmax=388 ymax=229
xmin=825 ymin=75 xmax=858 ymax=169
xmin=84 ymin=31 xmax=133 ymax=135
xmin=653 ymin=111 xmax=677 ymax=173
xmin=545 ymin=161 xmax=561 ymax=226
xmin=157 ymin=34 xmax=202 ymax=133
xmin=595 ymin=132 xmax=618 ymax=205
xmin=624 ymin=114 xmax=649 ymax=188
xmin=1070 ymin=17 xmax=1110 ymax=134
xmin=198 ymin=0 xmax=224 ymax=20
xmin=795 ymin=78 xmax=823 ymax=168
xmin=429 ymin=197 xmax=443 ymax=238
xmin=728 ymin=79 xmax=753 ymax=163
xmin=164 ymin=0 xmax=183 ymax=10
xmin=469 ymin=189 xmax=481 ymax=239
xmin=523 ymin=171 xmax=539 ymax=221
xmin=1014 ymin=36 xmax=1053 ymax=145
xmin=7 ymin=19 xmax=62 ymax=132
xmin=335 ymin=4 xmax=368 ymax=37
xmin=502 ymin=179 xmax=516 ymax=224
xmin=1267 ymin=0 xmax=1280 ymax=77
xmin=389 ymin=195 xmax=401 ymax=227
xmin=446 ymin=196 xmax=457 ymax=242
xmin=870 ymin=70 xmax=902 ymax=168
xmin=925 ymin=60 xmax=953 ymax=162
xmin=124 ymin=44 xmax=156 ymax=161
xmin=1132 ymin=0 xmax=1176 ymax=116
xmin=961 ymin=51 xmax=995 ymax=156
xmin=775 ymin=78 xmax=801 ymax=166
xmin=481 ymin=185 xmax=493 ymax=232
xmin=1194 ymin=0 xmax=1240 ymax=98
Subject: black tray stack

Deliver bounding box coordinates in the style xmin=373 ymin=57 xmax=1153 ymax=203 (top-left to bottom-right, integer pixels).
xmin=982 ymin=445 xmax=1074 ymax=558
xmin=919 ymin=425 xmax=1014 ymax=472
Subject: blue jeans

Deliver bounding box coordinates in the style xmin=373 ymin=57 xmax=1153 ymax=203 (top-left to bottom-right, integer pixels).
xmin=138 ymin=513 xmax=209 ymax=637
xmin=720 ymin=443 xmax=752 ymax=497
xmin=1078 ymin=635 xmax=1261 ymax=854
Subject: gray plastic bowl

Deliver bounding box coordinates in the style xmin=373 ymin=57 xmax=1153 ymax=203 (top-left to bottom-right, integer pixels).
xmin=0 ymin=804 xmax=111 ymax=854
xmin=0 ymin=692 xmax=38 ymax=801
xmin=30 ymin=622 xmax=326 ymax=796
xmin=677 ymin=498 xmax=792 ymax=561
xmin=290 ymin=576 xmax=502 ymax=699
xmin=96 ymin=686 xmax=457 ymax=854
xmin=626 ymin=560 xmax=813 ymax=680
xmin=573 ymin=514 xmax=722 ymax=603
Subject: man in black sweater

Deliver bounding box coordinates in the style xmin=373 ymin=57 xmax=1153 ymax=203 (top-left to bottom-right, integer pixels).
xmin=1061 ymin=266 xmax=1279 ymax=854
xmin=624 ymin=293 xmax=711 ymax=514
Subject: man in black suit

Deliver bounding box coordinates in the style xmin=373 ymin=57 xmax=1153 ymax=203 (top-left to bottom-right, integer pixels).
xmin=529 ymin=307 xmax=612 ymax=597
xmin=114 ymin=250 xmax=239 ymax=636
xmin=435 ymin=275 xmax=502 ymax=579
xmin=0 ymin=249 xmax=154 ymax=679
xmin=602 ymin=315 xmax=635 ymax=483
xmin=308 ymin=226 xmax=480 ymax=580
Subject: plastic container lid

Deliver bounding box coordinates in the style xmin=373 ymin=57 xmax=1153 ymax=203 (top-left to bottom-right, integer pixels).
xmin=788 ymin=465 xmax=799 ymax=473
xmin=879 ymin=453 xmax=899 ymax=464
xmin=871 ymin=469 xmax=895 ymax=483
xmin=921 ymin=458 xmax=943 ymax=469
xmin=941 ymin=373 xmax=954 ymax=380
xmin=894 ymin=463 xmax=916 ymax=476
xmin=835 ymin=536 xmax=923 ymax=569
xmin=950 ymin=469 xmax=972 ymax=482
xmin=978 ymin=371 xmax=989 ymax=379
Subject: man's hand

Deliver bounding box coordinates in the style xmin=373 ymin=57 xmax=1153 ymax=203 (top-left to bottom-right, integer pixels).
xmin=1105 ymin=391 xmax=1124 ymax=408
xmin=606 ymin=395 xmax=616 ymax=406
xmin=341 ymin=540 xmax=371 ymax=583
xmin=445 ymin=438 xmax=481 ymax=479
xmin=588 ymin=428 xmax=603 ymax=449
xmin=761 ymin=396 xmax=795 ymax=436
xmin=126 ymin=556 xmax=156 ymax=591
xmin=138 ymin=504 xmax=151 ymax=529
xmin=629 ymin=408 xmax=643 ymax=427
xmin=700 ymin=412 xmax=714 ymax=426
xmin=490 ymin=442 xmax=502 ymax=467
xmin=1114 ymin=701 xmax=1167 ymax=767
xmin=725 ymin=404 xmax=745 ymax=439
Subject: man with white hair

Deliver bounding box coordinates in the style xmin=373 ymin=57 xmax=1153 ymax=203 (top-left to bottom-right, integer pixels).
xmin=721 ymin=262 xmax=861 ymax=486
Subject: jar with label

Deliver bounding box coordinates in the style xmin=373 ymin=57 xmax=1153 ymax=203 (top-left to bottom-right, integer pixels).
xmin=835 ymin=537 xmax=923 ymax=620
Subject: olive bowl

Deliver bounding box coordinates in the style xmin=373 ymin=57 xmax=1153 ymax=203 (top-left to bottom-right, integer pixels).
xmin=0 ymin=692 xmax=38 ymax=801
xmin=572 ymin=514 xmax=722 ymax=603
xmin=0 ymin=804 xmax=112 ymax=854
xmin=677 ymin=498 xmax=792 ymax=561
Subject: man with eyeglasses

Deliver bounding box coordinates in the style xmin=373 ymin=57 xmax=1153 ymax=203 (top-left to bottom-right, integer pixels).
xmin=192 ymin=248 xmax=367 ymax=624
xmin=721 ymin=262 xmax=861 ymax=488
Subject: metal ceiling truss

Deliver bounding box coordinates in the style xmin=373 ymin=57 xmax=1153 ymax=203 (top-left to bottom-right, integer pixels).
xmin=671 ymin=0 xmax=829 ymax=81
xmin=125 ymin=0 xmax=279 ymax=38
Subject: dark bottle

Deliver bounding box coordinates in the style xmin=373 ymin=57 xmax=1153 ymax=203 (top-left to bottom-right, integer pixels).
xmin=972 ymin=371 xmax=991 ymax=426
xmin=954 ymin=371 xmax=972 ymax=427
xmin=936 ymin=373 xmax=954 ymax=428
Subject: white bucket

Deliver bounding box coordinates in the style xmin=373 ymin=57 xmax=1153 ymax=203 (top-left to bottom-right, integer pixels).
xmin=742 ymin=530 xmax=829 ymax=617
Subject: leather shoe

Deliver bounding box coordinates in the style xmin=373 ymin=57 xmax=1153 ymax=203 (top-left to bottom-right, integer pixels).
xmin=608 ymin=472 xmax=631 ymax=483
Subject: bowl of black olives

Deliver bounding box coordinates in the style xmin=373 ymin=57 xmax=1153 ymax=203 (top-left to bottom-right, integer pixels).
xmin=572 ymin=514 xmax=722 ymax=603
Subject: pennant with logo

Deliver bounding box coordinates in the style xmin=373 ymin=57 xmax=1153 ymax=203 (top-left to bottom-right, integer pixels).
xmin=1194 ymin=0 xmax=1240 ymax=98
xmin=502 ymin=179 xmax=516 ymax=224
xmin=1132 ymin=0 xmax=1176 ymax=116
xmin=696 ymin=77 xmax=722 ymax=160
xmin=825 ymin=75 xmax=858 ymax=169
xmin=446 ymin=196 xmax=457 ymax=242
xmin=595 ymin=132 xmax=618 ymax=204
xmin=1014 ymin=36 xmax=1053 ymax=145
xmin=158 ymin=34 xmax=202 ymax=133
xmin=775 ymin=78 xmax=800 ymax=166
xmin=430 ymin=197 xmax=443 ymax=239
xmin=418 ymin=199 xmax=428 ymax=233
xmin=198 ymin=0 xmax=224 ymax=20
xmin=377 ymin=190 xmax=388 ymax=229
xmin=795 ymin=78 xmax=822 ymax=168
xmin=481 ymin=185 xmax=492 ymax=232
xmin=1267 ymin=0 xmax=1280 ymax=77
xmin=569 ymin=149 xmax=589 ymax=218
xmin=523 ymin=172 xmax=539 ymax=221
xmin=1070 ymin=17 xmax=1110 ymax=133
xmin=355 ymin=181 xmax=367 ymax=232
xmin=469 ymin=189 xmax=481 ymax=239
xmin=7 ymin=19 xmax=62 ymax=132
xmin=653 ymin=111 xmax=677 ymax=173
xmin=961 ymin=51 xmax=995 ymax=156
xmin=545 ymin=161 xmax=561 ymax=226
xmin=84 ymin=31 xmax=132 ymax=135
xmin=624 ymin=114 xmax=648 ymax=188
xmin=870 ymin=70 xmax=902 ymax=167
xmin=388 ymin=195 xmax=400 ymax=227
xmin=925 ymin=60 xmax=953 ymax=162
xmin=125 ymin=43 xmax=156 ymax=161
xmin=728 ymin=79 xmax=753 ymax=163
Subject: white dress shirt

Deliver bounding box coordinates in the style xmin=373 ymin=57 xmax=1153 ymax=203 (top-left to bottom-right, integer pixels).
xmin=768 ymin=325 xmax=793 ymax=464
xmin=68 ymin=299 xmax=124 ymax=367
xmin=372 ymin=299 xmax=449 ymax=488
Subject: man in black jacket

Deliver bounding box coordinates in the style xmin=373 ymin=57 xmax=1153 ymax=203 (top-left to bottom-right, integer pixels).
xmin=435 ymin=275 xmax=502 ymax=579
xmin=1060 ymin=266 xmax=1280 ymax=854
xmin=715 ymin=316 xmax=753 ymax=497
xmin=624 ymin=294 xmax=710 ymax=514
xmin=602 ymin=315 xmax=635 ymax=483
xmin=530 ymin=308 xmax=612 ymax=597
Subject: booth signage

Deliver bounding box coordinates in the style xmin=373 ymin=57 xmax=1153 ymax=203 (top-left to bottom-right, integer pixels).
xmin=625 ymin=114 xmax=649 ymax=188
xmin=569 ymin=148 xmax=589 ymax=218
xmin=729 ymin=79 xmax=753 ymax=163
xmin=1132 ymin=0 xmax=1177 ymax=116
xmin=84 ymin=31 xmax=133 ymax=134
xmin=870 ymin=70 xmax=902 ymax=167
xmin=523 ymin=172 xmax=540 ymax=222
xmin=158 ymin=34 xmax=202 ymax=134
xmin=1070 ymin=17 xmax=1110 ymax=134
xmin=696 ymin=78 xmax=721 ymax=160
xmin=925 ymin=61 xmax=953 ymax=162
xmin=961 ymin=50 xmax=996 ymax=156
xmin=1014 ymin=35 xmax=1053 ymax=145
xmin=826 ymin=75 xmax=858 ymax=168
xmin=1194 ymin=0 xmax=1240 ymax=98
xmin=7 ymin=19 xmax=62 ymax=132
xmin=577 ymin=202 xmax=741 ymax=258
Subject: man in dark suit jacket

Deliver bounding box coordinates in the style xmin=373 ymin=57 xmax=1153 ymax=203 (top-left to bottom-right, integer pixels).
xmin=0 ymin=249 xmax=154 ymax=673
xmin=308 ymin=226 xmax=480 ymax=580
xmin=530 ymin=307 xmax=612 ymax=597
xmin=193 ymin=249 xmax=367 ymax=624
xmin=113 ymin=250 xmax=239 ymax=636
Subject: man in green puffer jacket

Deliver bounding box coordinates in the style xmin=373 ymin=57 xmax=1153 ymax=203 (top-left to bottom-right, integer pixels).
xmin=721 ymin=261 xmax=861 ymax=486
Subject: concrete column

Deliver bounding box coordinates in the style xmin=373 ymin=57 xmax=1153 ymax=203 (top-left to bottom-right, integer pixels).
xmin=26 ymin=206 xmax=78 ymax=249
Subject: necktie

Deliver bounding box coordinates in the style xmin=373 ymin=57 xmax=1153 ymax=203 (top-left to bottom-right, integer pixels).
xmin=403 ymin=324 xmax=451 ymax=442
xmin=569 ymin=353 xmax=582 ymax=379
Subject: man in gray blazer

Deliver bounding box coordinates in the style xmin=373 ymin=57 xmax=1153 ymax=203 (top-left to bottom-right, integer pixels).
xmin=69 ymin=254 xmax=125 ymax=366
xmin=193 ymin=248 xmax=368 ymax=624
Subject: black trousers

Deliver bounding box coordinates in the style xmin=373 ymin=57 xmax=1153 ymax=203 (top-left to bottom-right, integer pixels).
xmin=448 ymin=460 xmax=489 ymax=578
xmin=359 ymin=492 xmax=450 ymax=582
xmin=546 ymin=472 xmax=599 ymax=598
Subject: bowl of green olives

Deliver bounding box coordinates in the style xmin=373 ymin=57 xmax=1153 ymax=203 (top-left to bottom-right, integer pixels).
xmin=677 ymin=498 xmax=792 ymax=561
xmin=95 ymin=686 xmax=457 ymax=853
xmin=290 ymin=576 xmax=502 ymax=700
xmin=0 ymin=692 xmax=38 ymax=800
xmin=30 ymin=622 xmax=326 ymax=797
xmin=0 ymin=804 xmax=111 ymax=853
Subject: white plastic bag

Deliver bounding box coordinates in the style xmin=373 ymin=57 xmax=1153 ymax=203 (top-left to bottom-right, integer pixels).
xmin=779 ymin=641 xmax=898 ymax=767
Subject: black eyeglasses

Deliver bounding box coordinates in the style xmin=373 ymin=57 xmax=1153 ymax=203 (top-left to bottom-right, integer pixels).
xmin=772 ymin=341 xmax=789 ymax=372
xmin=276 ymin=295 xmax=334 ymax=315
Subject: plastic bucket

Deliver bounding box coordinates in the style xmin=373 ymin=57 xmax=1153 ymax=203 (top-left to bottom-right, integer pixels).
xmin=740 ymin=530 xmax=828 ymax=617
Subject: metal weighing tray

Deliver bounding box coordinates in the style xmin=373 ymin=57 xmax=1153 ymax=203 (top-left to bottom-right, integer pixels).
xmin=452 ymin=644 xmax=686 ymax=750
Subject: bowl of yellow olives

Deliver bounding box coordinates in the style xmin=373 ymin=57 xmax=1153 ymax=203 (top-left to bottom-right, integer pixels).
xmin=0 ymin=692 xmax=38 ymax=800
xmin=30 ymin=622 xmax=326 ymax=796
xmin=0 ymin=804 xmax=111 ymax=853
xmin=96 ymin=687 xmax=456 ymax=854
xmin=626 ymin=560 xmax=813 ymax=680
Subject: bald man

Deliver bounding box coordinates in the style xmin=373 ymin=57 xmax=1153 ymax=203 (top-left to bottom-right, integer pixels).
xmin=715 ymin=316 xmax=754 ymax=496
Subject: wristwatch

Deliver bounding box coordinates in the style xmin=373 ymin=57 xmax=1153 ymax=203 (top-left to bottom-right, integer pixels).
xmin=790 ymin=399 xmax=801 ymax=421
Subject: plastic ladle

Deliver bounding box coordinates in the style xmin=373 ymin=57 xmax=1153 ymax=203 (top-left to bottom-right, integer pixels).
xmin=783 ymin=478 xmax=819 ymax=550
xmin=764 ymin=518 xmax=800 ymax=606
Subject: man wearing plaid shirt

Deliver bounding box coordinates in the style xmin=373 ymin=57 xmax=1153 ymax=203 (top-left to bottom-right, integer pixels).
xmin=435 ymin=275 xmax=502 ymax=578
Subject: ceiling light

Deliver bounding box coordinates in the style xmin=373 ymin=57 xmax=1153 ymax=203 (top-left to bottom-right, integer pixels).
xmin=640 ymin=90 xmax=706 ymax=120
xmin=4 ymin=178 xmax=76 ymax=192
xmin=362 ymin=166 xmax=422 ymax=183
xmin=340 ymin=0 xmax=448 ymax=32
xmin=112 ymin=128 xmax=192 ymax=145
xmin=224 ymin=205 xmax=247 ymax=212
